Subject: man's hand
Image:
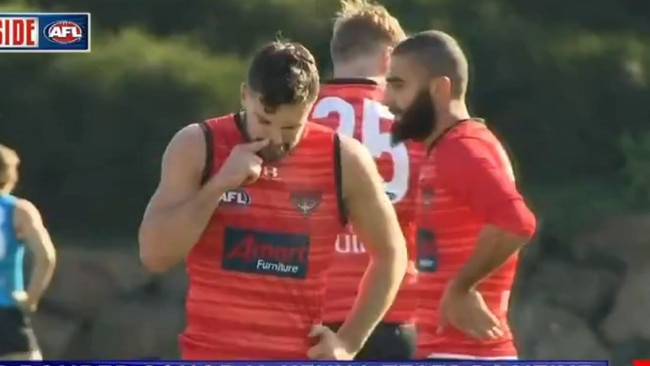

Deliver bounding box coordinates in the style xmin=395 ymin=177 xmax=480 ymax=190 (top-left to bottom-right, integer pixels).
xmin=438 ymin=281 xmax=504 ymax=340
xmin=215 ymin=139 xmax=269 ymax=189
xmin=12 ymin=291 xmax=37 ymax=313
xmin=307 ymin=324 xmax=355 ymax=360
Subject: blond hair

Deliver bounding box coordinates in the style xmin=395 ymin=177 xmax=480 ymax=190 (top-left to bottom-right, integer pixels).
xmin=330 ymin=0 xmax=405 ymax=62
xmin=0 ymin=144 xmax=20 ymax=190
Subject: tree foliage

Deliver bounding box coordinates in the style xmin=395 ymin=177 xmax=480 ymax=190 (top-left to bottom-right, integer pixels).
xmin=1 ymin=0 xmax=649 ymax=236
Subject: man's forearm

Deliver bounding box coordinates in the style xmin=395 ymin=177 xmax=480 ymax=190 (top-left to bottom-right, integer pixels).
xmin=139 ymin=180 xmax=228 ymax=270
xmin=451 ymin=225 xmax=529 ymax=291
xmin=26 ymin=252 xmax=55 ymax=304
xmin=337 ymin=251 xmax=407 ymax=353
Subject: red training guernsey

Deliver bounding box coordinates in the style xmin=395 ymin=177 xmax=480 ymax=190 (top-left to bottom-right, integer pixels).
xmin=416 ymin=120 xmax=536 ymax=359
xmin=311 ymin=79 xmax=424 ymax=324
xmin=181 ymin=113 xmax=345 ymax=359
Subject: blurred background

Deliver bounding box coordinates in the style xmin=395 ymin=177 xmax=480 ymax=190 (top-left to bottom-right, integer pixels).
xmin=2 ymin=0 xmax=650 ymax=363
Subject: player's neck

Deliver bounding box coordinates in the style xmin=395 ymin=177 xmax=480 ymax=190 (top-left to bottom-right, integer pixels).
xmin=423 ymin=99 xmax=471 ymax=149
xmin=332 ymin=64 xmax=384 ymax=83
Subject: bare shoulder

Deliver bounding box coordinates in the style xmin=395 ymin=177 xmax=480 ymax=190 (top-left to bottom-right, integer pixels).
xmin=13 ymin=198 xmax=43 ymax=227
xmin=338 ymin=134 xmax=377 ymax=172
xmin=158 ymin=123 xmax=208 ymax=183
xmin=338 ymin=134 xmax=384 ymax=198
xmin=164 ymin=123 xmax=206 ymax=163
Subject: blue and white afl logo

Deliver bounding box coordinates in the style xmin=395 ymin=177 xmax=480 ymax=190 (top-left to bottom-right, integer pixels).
xmin=43 ymin=21 xmax=83 ymax=45
xmin=220 ymin=189 xmax=251 ymax=205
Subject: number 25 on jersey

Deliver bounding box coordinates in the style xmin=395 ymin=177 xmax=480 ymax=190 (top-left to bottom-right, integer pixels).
xmin=312 ymin=96 xmax=410 ymax=203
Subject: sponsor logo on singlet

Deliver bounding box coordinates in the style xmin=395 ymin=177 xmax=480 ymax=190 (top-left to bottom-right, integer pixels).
xmin=335 ymin=233 xmax=366 ymax=254
xmin=416 ymin=228 xmax=438 ymax=272
xmin=222 ymin=227 xmax=309 ymax=279
xmin=290 ymin=190 xmax=322 ymax=217
xmin=421 ymin=188 xmax=434 ymax=207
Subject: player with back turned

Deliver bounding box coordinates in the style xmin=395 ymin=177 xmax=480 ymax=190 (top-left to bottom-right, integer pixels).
xmin=310 ymin=0 xmax=423 ymax=360
xmin=0 ymin=144 xmax=57 ymax=361
xmin=138 ymin=40 xmax=408 ymax=360
xmin=385 ymin=31 xmax=537 ymax=359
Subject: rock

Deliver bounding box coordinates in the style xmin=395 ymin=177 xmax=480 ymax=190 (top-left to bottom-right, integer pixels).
xmin=44 ymin=249 xmax=120 ymax=320
xmin=512 ymin=294 xmax=610 ymax=359
xmin=44 ymin=247 xmax=154 ymax=320
xmin=526 ymin=260 xmax=622 ymax=321
xmin=611 ymin=339 xmax=650 ymax=366
xmin=31 ymin=311 xmax=81 ymax=358
xmin=601 ymin=265 xmax=650 ymax=343
xmin=156 ymin=265 xmax=188 ymax=303
xmin=572 ymin=214 xmax=650 ymax=266
xmin=86 ymin=296 xmax=184 ymax=359
xmin=100 ymin=248 xmax=152 ymax=294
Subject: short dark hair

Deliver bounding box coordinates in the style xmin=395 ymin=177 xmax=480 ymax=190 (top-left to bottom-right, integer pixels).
xmin=247 ymin=41 xmax=320 ymax=112
xmin=393 ymin=30 xmax=469 ymax=98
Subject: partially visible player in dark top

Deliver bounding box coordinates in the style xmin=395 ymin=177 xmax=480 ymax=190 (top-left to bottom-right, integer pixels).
xmin=311 ymin=0 xmax=423 ymax=360
xmin=0 ymin=144 xmax=57 ymax=361
xmin=385 ymin=30 xmax=537 ymax=359
xmin=138 ymin=40 xmax=408 ymax=360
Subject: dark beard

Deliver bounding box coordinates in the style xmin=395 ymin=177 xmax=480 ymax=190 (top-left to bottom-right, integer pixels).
xmin=390 ymin=90 xmax=437 ymax=145
xmin=257 ymin=143 xmax=289 ymax=163
xmin=239 ymin=112 xmax=289 ymax=163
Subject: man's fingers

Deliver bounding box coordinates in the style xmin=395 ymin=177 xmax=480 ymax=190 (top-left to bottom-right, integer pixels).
xmin=241 ymin=139 xmax=270 ymax=152
xmin=490 ymin=324 xmax=504 ymax=337
xmin=306 ymin=343 xmax=323 ymax=359
xmin=308 ymin=324 xmax=328 ymax=338
xmin=468 ymin=313 xmax=502 ymax=340
xmin=478 ymin=309 xmax=503 ymax=338
xmin=486 ymin=328 xmax=500 ymax=339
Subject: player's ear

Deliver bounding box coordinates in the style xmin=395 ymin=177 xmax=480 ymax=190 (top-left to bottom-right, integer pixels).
xmin=379 ymin=46 xmax=392 ymax=74
xmin=429 ymin=76 xmax=451 ymax=99
xmin=240 ymin=83 xmax=248 ymax=105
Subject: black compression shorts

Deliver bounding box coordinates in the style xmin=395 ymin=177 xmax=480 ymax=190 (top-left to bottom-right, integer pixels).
xmin=0 ymin=307 xmax=40 ymax=357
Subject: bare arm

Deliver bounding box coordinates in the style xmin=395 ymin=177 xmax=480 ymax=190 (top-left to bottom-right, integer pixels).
xmin=335 ymin=136 xmax=408 ymax=354
xmin=138 ymin=124 xmax=229 ymax=273
xmin=14 ymin=199 xmax=56 ymax=310
xmin=438 ymin=138 xmax=536 ymax=292
xmin=452 ymin=225 xmax=532 ymax=291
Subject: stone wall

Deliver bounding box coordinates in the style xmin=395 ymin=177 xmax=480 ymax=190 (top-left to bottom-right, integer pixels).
xmin=32 ymin=248 xmax=186 ymax=359
xmin=510 ymin=215 xmax=650 ymax=365
xmin=31 ymin=215 xmax=650 ymax=364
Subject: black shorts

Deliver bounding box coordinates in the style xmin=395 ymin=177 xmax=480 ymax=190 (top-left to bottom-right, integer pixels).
xmin=324 ymin=322 xmax=416 ymax=360
xmin=0 ymin=307 xmax=39 ymax=356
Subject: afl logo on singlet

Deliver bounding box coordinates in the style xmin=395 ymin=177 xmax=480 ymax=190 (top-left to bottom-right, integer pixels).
xmin=43 ymin=21 xmax=83 ymax=44
xmin=220 ymin=189 xmax=251 ymax=205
